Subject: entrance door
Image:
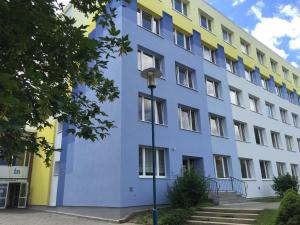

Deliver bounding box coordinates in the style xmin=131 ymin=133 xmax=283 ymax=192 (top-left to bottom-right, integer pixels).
xmin=0 ymin=183 xmax=9 ymax=209
xmin=18 ymin=183 xmax=28 ymax=208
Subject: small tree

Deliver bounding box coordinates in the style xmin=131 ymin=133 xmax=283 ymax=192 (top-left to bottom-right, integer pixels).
xmin=272 ymin=174 xmax=298 ymax=197
xmin=276 ymin=189 xmax=300 ymax=225
xmin=168 ymin=171 xmax=208 ymax=208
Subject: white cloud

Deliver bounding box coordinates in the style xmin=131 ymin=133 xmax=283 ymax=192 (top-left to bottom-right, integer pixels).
xmin=232 ymin=0 xmax=246 ymax=7
xmin=248 ymin=3 xmax=300 ymax=60
xmin=291 ymin=61 xmax=299 ymax=68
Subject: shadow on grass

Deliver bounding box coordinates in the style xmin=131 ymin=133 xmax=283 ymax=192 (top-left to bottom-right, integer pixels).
xmin=254 ymin=209 xmax=278 ymax=225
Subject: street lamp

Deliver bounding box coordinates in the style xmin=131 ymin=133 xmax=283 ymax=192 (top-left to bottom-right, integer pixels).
xmin=140 ymin=67 xmax=162 ymax=225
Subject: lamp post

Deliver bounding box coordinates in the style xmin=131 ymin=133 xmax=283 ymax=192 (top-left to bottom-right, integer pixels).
xmin=141 ymin=68 xmax=162 ymax=225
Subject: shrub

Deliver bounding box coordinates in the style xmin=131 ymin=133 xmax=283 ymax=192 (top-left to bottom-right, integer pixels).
xmin=272 ymin=174 xmax=298 ymax=197
xmin=276 ymin=189 xmax=300 ymax=225
xmin=160 ymin=208 xmax=193 ymax=225
xmin=168 ymin=171 xmax=208 ymax=208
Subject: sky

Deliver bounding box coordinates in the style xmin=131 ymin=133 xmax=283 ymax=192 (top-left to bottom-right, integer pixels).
xmin=58 ymin=0 xmax=300 ymax=69
xmin=207 ymin=0 xmax=300 ymax=69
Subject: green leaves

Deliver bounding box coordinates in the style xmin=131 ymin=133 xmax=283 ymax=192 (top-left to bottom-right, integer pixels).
xmin=0 ymin=0 xmax=132 ymax=165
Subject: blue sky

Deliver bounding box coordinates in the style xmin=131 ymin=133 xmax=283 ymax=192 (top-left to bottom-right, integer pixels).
xmin=207 ymin=0 xmax=300 ymax=69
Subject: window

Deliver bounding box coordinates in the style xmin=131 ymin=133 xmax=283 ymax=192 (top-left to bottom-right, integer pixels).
xmin=173 ymin=0 xmax=188 ymax=16
xmin=179 ymin=106 xmax=199 ymax=131
xmin=137 ymin=9 xmax=160 ymax=35
xmin=265 ymin=102 xmax=275 ymax=119
xmin=174 ymin=30 xmax=191 ymax=51
xmin=254 ymin=127 xmax=265 ymax=145
xmin=53 ymin=161 xmax=60 ymax=176
xmin=298 ymin=139 xmax=300 ymax=152
xmin=285 ymin=135 xmax=294 ymax=152
xmin=210 ymin=114 xmax=225 ymax=137
xmin=137 ymin=49 xmax=162 ymax=72
xmin=202 ymin=45 xmax=216 ymax=63
xmin=240 ymin=159 xmax=253 ymax=179
xmin=176 ymin=64 xmax=195 ymax=89
xmin=139 ymin=95 xmax=166 ymax=125
xmin=257 ymin=50 xmax=265 ymax=65
xmin=230 ymin=88 xmax=242 ymax=106
xmin=291 ymin=164 xmax=299 ymax=178
xmin=214 ymin=155 xmax=230 ymax=178
xmin=293 ymin=74 xmax=299 ymax=87
xmin=271 ymin=131 xmax=281 ymax=149
xmin=270 ymin=59 xmax=278 ymax=73
xmin=280 ymin=108 xmax=289 ymax=124
xmin=276 ymin=162 xmax=286 ymax=177
xmin=261 ymin=78 xmax=269 ymax=90
xmin=222 ymin=27 xmax=232 ymax=44
xmin=139 ymin=146 xmax=166 ymax=177
xmin=226 ymin=58 xmax=236 ymax=74
xmin=206 ymin=77 xmax=220 ymax=98
xmin=249 ymin=95 xmax=259 ymax=113
xmin=57 ymin=122 xmax=63 ymax=133
xmin=283 ymin=67 xmax=289 ymax=80
xmin=200 ymin=14 xmax=212 ymax=31
xmin=234 ymin=121 xmax=247 ymax=142
xmin=245 ymin=68 xmax=254 ymax=82
xmin=260 ymin=160 xmax=272 ymax=179
xmin=241 ymin=39 xmax=250 ymax=55
xmin=292 ymin=113 xmax=299 ymax=128
xmin=275 ymin=84 xmax=282 ymax=97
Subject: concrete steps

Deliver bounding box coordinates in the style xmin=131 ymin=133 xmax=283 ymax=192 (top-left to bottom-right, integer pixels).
xmin=217 ymin=192 xmax=248 ymax=205
xmin=187 ymin=207 xmax=261 ymax=225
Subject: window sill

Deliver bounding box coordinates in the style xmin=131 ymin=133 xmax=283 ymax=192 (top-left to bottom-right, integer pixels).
xmin=207 ymin=95 xmax=224 ymax=101
xmin=231 ymin=103 xmax=245 ymax=109
xmin=139 ymin=120 xmax=168 ymax=127
xmin=215 ymin=177 xmax=231 ymax=180
xmin=203 ymin=58 xmax=218 ymax=67
xmin=172 ymin=8 xmax=192 ymax=21
xmin=256 ymin=144 xmax=268 ymax=147
xmin=139 ymin=176 xmax=167 ymax=179
xmin=177 ymin=83 xmax=198 ymax=92
xmin=241 ymin=178 xmax=257 ymax=181
xmin=287 ymin=150 xmax=297 ymax=153
xmin=262 ymin=179 xmax=273 ymax=181
xmin=137 ymin=69 xmax=166 ymax=80
xmin=223 ymin=40 xmax=236 ymax=49
xmin=241 ymin=52 xmax=253 ymax=59
xmin=268 ymin=116 xmax=277 ymax=121
xmin=282 ymin=122 xmax=291 ymax=126
xmin=137 ymin=25 xmax=163 ymax=39
xmin=250 ymin=110 xmax=263 ymax=116
xmin=211 ymin=134 xmax=229 ymax=139
xmin=226 ymin=69 xmax=238 ymax=76
xmin=199 ymin=26 xmax=216 ymax=36
xmin=236 ymin=139 xmax=250 ymax=144
xmin=180 ymin=128 xmax=201 ymax=133
xmin=174 ymin=43 xmax=193 ymax=54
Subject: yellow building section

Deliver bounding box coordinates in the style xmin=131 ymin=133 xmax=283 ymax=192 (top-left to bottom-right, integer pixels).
xmin=29 ymin=120 xmax=56 ymax=206
xmin=138 ymin=0 xmax=300 ymax=94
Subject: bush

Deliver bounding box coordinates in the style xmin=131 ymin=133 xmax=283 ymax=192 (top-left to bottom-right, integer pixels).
xmin=160 ymin=208 xmax=193 ymax=225
xmin=276 ymin=189 xmax=300 ymax=225
xmin=168 ymin=171 xmax=208 ymax=208
xmin=272 ymin=174 xmax=298 ymax=197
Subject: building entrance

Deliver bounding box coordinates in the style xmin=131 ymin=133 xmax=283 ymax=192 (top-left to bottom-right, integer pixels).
xmin=0 ymin=182 xmax=28 ymax=209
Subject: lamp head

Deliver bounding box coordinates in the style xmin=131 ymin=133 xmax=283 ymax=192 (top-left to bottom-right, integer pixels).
xmin=141 ymin=68 xmax=162 ymax=88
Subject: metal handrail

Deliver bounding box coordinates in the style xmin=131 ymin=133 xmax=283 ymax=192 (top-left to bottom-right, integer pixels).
xmin=205 ymin=177 xmax=220 ymax=203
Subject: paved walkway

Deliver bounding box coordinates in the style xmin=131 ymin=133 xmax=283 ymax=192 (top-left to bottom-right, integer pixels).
xmin=0 ymin=209 xmax=136 ymax=225
xmin=220 ymin=201 xmax=280 ymax=209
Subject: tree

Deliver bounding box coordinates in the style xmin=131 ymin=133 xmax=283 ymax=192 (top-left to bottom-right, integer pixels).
xmin=0 ymin=0 xmax=132 ymax=165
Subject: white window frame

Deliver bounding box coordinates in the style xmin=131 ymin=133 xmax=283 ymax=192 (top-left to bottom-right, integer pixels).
xmin=230 ymin=88 xmax=241 ymax=106
xmin=276 ymin=162 xmax=286 ymax=177
xmin=137 ymin=9 xmax=160 ymax=35
xmin=298 ymin=139 xmax=300 ymax=152
xmin=240 ymin=39 xmax=249 ymax=55
xmin=222 ymin=28 xmax=232 ymax=44
xmin=270 ymin=59 xmax=277 ymax=73
xmin=137 ymin=49 xmax=162 ymax=72
xmin=280 ymin=108 xmax=288 ymax=124
xmin=260 ymin=160 xmax=272 ymax=180
xmin=293 ymin=74 xmax=299 ymax=87
xmin=234 ymin=121 xmax=247 ymax=142
xmin=291 ymin=164 xmax=299 ymax=178
xmin=245 ymin=69 xmax=254 ymax=82
xmin=240 ymin=158 xmax=253 ymax=179
xmin=275 ymin=85 xmax=282 ymax=97
xmin=257 ymin=50 xmax=265 ymax=65
xmin=179 ymin=106 xmax=199 ymax=131
xmin=202 ymin=45 xmax=216 ymax=64
xmin=0 ymin=182 xmax=9 ymax=209
xmin=249 ymin=95 xmax=259 ymax=113
xmin=174 ymin=30 xmax=191 ymax=51
xmin=292 ymin=113 xmax=299 ymax=128
xmin=226 ymin=58 xmax=236 ymax=74
xmin=254 ymin=127 xmax=265 ymax=145
xmin=200 ymin=14 xmax=212 ymax=31
xmin=210 ymin=114 xmax=225 ymax=137
xmin=173 ymin=0 xmax=188 ymax=16
xmin=214 ymin=155 xmax=230 ymax=179
xmin=139 ymin=95 xmax=166 ymax=125
xmin=285 ymin=135 xmax=294 ymax=152
xmin=206 ymin=77 xmax=220 ymax=98
xmin=139 ymin=147 xmax=166 ymax=178
xmin=283 ymin=67 xmax=289 ymax=80
xmin=176 ymin=65 xmax=195 ymax=89
xmin=261 ymin=78 xmax=268 ymax=90
xmin=271 ymin=131 xmax=281 ymax=149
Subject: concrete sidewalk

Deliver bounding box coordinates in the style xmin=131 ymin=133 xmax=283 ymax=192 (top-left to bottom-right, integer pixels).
xmin=219 ymin=201 xmax=280 ymax=209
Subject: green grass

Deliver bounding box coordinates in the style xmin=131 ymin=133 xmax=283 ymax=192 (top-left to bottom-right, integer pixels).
xmin=251 ymin=196 xmax=282 ymax=202
xmin=254 ymin=209 xmax=278 ymax=225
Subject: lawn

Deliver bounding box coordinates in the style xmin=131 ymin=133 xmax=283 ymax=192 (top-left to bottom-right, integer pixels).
xmin=254 ymin=209 xmax=278 ymax=225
